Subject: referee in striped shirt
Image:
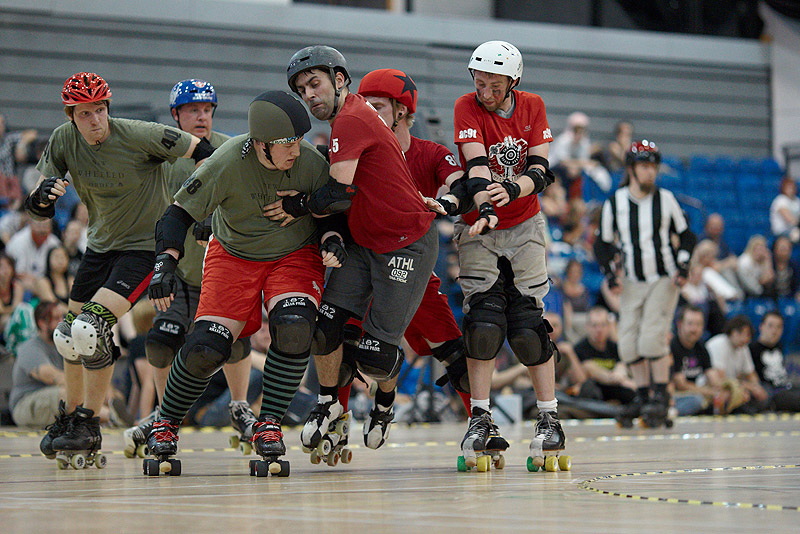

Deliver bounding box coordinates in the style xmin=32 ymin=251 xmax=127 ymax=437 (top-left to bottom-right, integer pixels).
xmin=594 ymin=140 xmax=697 ymax=427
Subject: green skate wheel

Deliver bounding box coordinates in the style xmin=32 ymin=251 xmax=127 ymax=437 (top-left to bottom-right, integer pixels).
xmin=239 ymin=442 xmax=252 ymax=455
xmin=526 ymin=457 xmax=540 ymax=472
xmin=558 ymin=455 xmax=571 ymax=471
xmin=56 ymin=458 xmax=69 ymax=470
xmin=123 ymin=448 xmax=135 ymax=459
xmin=229 ymin=435 xmax=239 ymax=448
xmin=457 ymin=455 xmax=468 ymax=472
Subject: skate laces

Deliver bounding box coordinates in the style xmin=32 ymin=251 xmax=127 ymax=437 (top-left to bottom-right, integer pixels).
xmin=253 ymin=418 xmax=283 ymax=442
xmin=44 ymin=412 xmax=70 ymax=435
xmin=229 ymin=401 xmax=257 ymax=427
xmin=535 ymin=411 xmax=558 ymax=439
xmin=467 ymin=412 xmax=491 ymax=440
xmin=152 ymin=420 xmax=179 ymax=442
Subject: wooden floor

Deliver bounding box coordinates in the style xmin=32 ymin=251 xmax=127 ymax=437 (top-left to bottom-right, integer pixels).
xmin=1 ymin=414 xmax=799 ymax=533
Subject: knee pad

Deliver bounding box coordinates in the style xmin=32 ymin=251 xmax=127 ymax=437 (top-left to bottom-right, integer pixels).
xmin=505 ymin=295 xmax=554 ymax=367
xmin=345 ymin=333 xmax=403 ymax=381
xmin=463 ymin=290 xmax=507 ymax=361
xmin=53 ymin=311 xmax=80 ymax=364
xmin=73 ymin=303 xmax=120 ymax=370
xmin=228 ymin=336 xmax=251 ymax=364
xmin=312 ymin=301 xmax=351 ymax=355
xmin=177 ymin=320 xmax=233 ymax=379
xmin=431 ymin=338 xmax=470 ymax=394
xmin=269 ymin=296 xmax=317 ymax=355
xmin=145 ymin=319 xmax=185 ymax=368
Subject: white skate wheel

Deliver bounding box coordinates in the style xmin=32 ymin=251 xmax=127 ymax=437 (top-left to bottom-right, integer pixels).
xmin=159 ymin=461 xmax=172 ymax=473
xmin=268 ymin=462 xmax=281 ymax=475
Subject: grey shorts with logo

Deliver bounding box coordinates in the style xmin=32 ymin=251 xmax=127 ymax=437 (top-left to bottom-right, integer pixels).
xmin=155 ymin=276 xmax=200 ymax=333
xmin=323 ymin=224 xmax=438 ymax=346
xmin=455 ymin=211 xmax=549 ymax=313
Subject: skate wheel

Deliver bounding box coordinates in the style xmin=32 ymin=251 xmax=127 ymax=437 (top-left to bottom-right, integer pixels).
xmin=457 ymin=455 xmax=468 ymax=472
xmin=326 ymin=452 xmax=340 ymax=467
xmin=95 ymin=454 xmax=107 ymax=469
xmin=255 ymin=461 xmax=269 ymax=477
xmin=123 ymin=447 xmax=135 ymax=459
xmin=317 ymin=438 xmax=332 ymax=456
xmin=159 ymin=461 xmax=172 ymax=474
xmin=476 ymin=455 xmax=490 ymax=472
xmin=56 ymin=458 xmax=69 ymax=470
xmin=136 ymin=444 xmax=149 ymax=458
xmin=544 ymin=456 xmax=559 ymax=472
xmin=526 ymin=457 xmax=540 ymax=472
xmin=309 ymin=451 xmax=321 ymax=465
xmin=335 ymin=419 xmax=349 ymax=435
xmin=71 ymin=454 xmax=86 ymax=470
xmin=249 ymin=459 xmax=257 ymax=476
xmin=558 ymin=455 xmax=572 ymax=471
xmin=494 ymin=455 xmax=506 ymax=470
xmin=229 ymin=435 xmax=240 ymax=448
xmin=341 ymin=448 xmax=352 ymax=464
xmin=168 ymin=459 xmax=181 ymax=476
xmin=665 ymin=418 xmax=674 ymax=428
xmin=268 ymin=462 xmax=282 ymax=475
xmin=276 ymin=460 xmax=290 ymax=477
xmin=301 ymin=445 xmax=312 ymax=454
xmin=239 ymin=442 xmax=252 ymax=455
xmin=143 ymin=459 xmax=159 ymax=476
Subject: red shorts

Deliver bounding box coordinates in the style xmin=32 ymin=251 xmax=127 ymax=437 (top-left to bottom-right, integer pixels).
xmin=345 ymin=274 xmax=461 ymax=356
xmin=197 ymin=239 xmax=325 ymax=337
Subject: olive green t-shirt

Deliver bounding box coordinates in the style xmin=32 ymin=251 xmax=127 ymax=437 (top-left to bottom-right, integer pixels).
xmin=37 ymin=117 xmax=193 ymax=253
xmin=163 ymin=131 xmax=230 ymax=287
xmin=175 ymin=135 xmax=329 ymax=261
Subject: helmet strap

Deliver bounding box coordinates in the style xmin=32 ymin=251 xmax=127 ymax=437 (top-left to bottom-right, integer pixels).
xmin=389 ymin=99 xmax=402 ymax=131
xmin=329 ymin=68 xmax=343 ymax=120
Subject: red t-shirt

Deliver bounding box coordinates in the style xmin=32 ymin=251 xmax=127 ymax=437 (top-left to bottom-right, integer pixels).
xmin=329 ymin=94 xmax=435 ymax=254
xmin=404 ymin=136 xmax=462 ymax=198
xmin=453 ymin=90 xmax=552 ymax=230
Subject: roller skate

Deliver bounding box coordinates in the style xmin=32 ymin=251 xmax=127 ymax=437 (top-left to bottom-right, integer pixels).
xmin=615 ymin=396 xmax=643 ymax=429
xmin=457 ymin=407 xmax=497 ymax=472
xmin=301 ymin=396 xmax=343 ymax=449
xmin=363 ymin=403 xmax=393 ymax=450
xmin=228 ymin=400 xmax=258 ymax=455
xmin=304 ymin=410 xmax=353 ymax=467
xmin=123 ymin=407 xmax=158 ymax=459
xmin=249 ymin=415 xmax=290 ymax=477
xmin=640 ymin=391 xmax=673 ymax=429
xmin=40 ymin=400 xmax=74 ymax=459
xmin=527 ymin=410 xmax=571 ymax=472
xmin=143 ymin=417 xmax=181 ymax=476
xmin=51 ymin=406 xmax=106 ymax=470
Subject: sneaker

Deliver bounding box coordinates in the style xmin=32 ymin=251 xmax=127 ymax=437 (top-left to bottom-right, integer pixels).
xmin=147 ymin=418 xmax=180 ymax=457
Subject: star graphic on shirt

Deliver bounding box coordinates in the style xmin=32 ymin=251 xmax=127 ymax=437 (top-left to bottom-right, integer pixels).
xmin=393 ymin=73 xmax=417 ymax=101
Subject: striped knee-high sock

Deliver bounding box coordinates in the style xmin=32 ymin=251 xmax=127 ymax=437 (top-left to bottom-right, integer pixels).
xmin=159 ymin=351 xmax=213 ymax=423
xmin=260 ymin=345 xmax=310 ymax=420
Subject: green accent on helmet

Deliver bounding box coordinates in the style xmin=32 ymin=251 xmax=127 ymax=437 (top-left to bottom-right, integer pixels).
xmin=248 ymin=90 xmax=311 ymax=143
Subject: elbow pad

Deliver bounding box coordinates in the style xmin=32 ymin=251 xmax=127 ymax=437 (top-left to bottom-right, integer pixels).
xmin=307 ymin=178 xmax=357 ymax=215
xmin=155 ymin=204 xmax=196 ymax=258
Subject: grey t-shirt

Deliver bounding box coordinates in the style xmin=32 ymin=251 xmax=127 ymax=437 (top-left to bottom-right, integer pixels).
xmin=9 ymin=335 xmax=64 ymax=410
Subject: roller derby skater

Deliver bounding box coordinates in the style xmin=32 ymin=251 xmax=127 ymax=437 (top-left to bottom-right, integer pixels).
xmin=51 ymin=406 xmax=107 ymax=470
xmin=595 ymin=140 xmax=695 ymax=434
xmin=146 ymin=90 xmax=346 ymax=477
xmin=527 ymin=409 xmax=570 ymax=472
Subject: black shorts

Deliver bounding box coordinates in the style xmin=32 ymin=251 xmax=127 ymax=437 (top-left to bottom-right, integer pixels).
xmin=70 ymin=248 xmax=155 ymax=305
xmin=154 ymin=276 xmax=200 ymax=333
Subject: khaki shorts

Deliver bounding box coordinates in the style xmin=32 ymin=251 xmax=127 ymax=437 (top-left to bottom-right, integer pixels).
xmin=11 ymin=385 xmax=62 ymax=427
xmin=618 ymin=276 xmax=679 ymax=363
xmin=455 ymin=212 xmax=549 ymax=313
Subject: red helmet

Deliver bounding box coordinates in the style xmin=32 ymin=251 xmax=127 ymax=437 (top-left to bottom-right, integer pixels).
xmin=626 ymin=139 xmax=661 ymax=166
xmin=61 ymin=72 xmax=112 ymax=106
xmin=358 ymin=68 xmax=417 ymax=114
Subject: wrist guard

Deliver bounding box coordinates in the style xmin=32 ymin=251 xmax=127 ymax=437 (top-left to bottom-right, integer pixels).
xmin=501 ymin=180 xmax=521 ymax=202
xmin=191 ymin=137 xmax=215 ymax=163
xmin=320 ymin=233 xmax=347 ymax=264
xmin=475 ymin=202 xmax=497 ymax=235
xmin=524 ymin=167 xmax=554 ymax=195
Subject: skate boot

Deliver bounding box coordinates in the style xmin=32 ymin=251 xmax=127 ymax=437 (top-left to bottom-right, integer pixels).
xmin=51 ymin=406 xmax=106 ymax=470
xmin=143 ymin=417 xmax=181 ymax=476
xmin=457 ymin=407 xmax=492 ymax=472
xmin=640 ymin=391 xmax=671 ymax=429
xmin=123 ymin=407 xmax=159 ymax=459
xmin=616 ymin=395 xmax=644 ymax=429
xmin=363 ymin=404 xmax=393 ymax=450
xmin=301 ymin=396 xmax=343 ymax=449
xmin=228 ymin=400 xmax=258 ymax=455
xmin=483 ymin=420 xmax=509 ymax=470
xmin=249 ymin=415 xmax=289 ymax=477
xmin=40 ymin=400 xmax=74 ymax=459
xmin=528 ymin=410 xmax=570 ymax=472
xmin=304 ymin=410 xmax=353 ymax=467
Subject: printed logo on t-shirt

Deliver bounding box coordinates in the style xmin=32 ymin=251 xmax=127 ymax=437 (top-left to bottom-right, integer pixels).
xmin=312 ymin=280 xmax=322 ymax=297
xmin=388 ymin=255 xmax=414 ymax=283
xmin=542 ymin=128 xmax=552 ymax=140
xmin=445 ymin=154 xmax=459 ymax=168
xmin=488 ymin=135 xmax=528 ymax=181
xmin=458 ymin=128 xmax=478 ymax=139
xmin=331 ymin=138 xmax=340 ymax=153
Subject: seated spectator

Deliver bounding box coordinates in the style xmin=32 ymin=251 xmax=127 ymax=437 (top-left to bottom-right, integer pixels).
xmin=550 ymin=112 xmax=611 ymax=199
xmin=33 ymin=245 xmax=72 ymax=304
xmin=678 ymin=262 xmax=726 ymax=336
xmin=0 ymin=205 xmax=28 ymax=245
xmin=0 ymin=112 xmax=38 ymax=179
xmin=69 ymin=202 xmax=89 ymax=253
xmin=0 ymin=253 xmax=23 ymax=335
xmin=9 ymin=301 xmax=65 ymax=427
xmin=701 ymin=213 xmax=738 ymax=270
xmin=705 ymin=315 xmax=769 ymax=413
xmin=562 ymin=259 xmax=590 ymax=341
xmin=573 ymin=307 xmax=636 ymax=404
xmin=5 ymin=218 xmax=61 ymax=292
xmin=539 ymin=178 xmax=569 ymax=235
xmin=772 ymin=236 xmax=800 ymax=301
xmin=770 ymin=175 xmax=799 ymax=237
xmin=670 ymin=305 xmax=727 ymax=415
xmin=600 ymin=120 xmax=633 ymax=173
xmin=737 ymin=235 xmax=775 ymax=298
xmin=749 ymin=311 xmax=800 ymax=412
xmin=61 ymin=219 xmax=84 ymax=278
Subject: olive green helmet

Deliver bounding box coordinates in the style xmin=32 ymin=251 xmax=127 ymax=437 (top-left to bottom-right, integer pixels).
xmin=248 ymin=90 xmax=310 ymax=144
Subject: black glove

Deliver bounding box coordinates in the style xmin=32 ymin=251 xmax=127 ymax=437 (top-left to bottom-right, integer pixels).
xmin=524 ymin=167 xmax=555 ymax=195
xmin=282 ymin=193 xmax=309 ymax=218
xmin=192 ymin=216 xmax=213 ymax=241
xmin=148 ymin=253 xmax=178 ymax=300
xmin=475 ymin=202 xmax=497 ymax=235
xmin=320 ymin=233 xmax=347 ymax=265
xmin=500 ymin=180 xmax=521 ymax=202
xmin=434 ymin=196 xmax=458 ymax=216
xmin=33 ymin=176 xmax=64 ymax=207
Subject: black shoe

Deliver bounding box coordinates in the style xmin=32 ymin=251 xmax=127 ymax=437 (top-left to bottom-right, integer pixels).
xmin=40 ymin=400 xmax=73 ymax=458
xmin=252 ymin=416 xmax=286 ymax=457
xmin=147 ymin=418 xmax=180 ymax=457
xmin=51 ymin=406 xmax=101 ymax=453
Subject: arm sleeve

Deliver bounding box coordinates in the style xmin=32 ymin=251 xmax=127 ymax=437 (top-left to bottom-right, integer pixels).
xmin=173 ymin=160 xmax=223 ymax=222
xmin=433 ymin=145 xmax=462 ymax=188
xmin=146 ymin=122 xmax=193 ymax=164
xmin=453 ymin=97 xmax=485 ymax=147
xmin=329 ymin=115 xmax=369 ymax=165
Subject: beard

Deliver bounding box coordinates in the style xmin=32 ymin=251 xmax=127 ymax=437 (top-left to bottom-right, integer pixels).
xmin=638 ymin=181 xmax=655 ymax=194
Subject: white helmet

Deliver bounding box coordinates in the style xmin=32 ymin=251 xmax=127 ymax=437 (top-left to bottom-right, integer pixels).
xmin=468 ymin=41 xmax=523 ymax=81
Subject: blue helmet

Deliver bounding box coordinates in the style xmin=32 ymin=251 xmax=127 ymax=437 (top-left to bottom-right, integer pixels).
xmin=169 ymin=79 xmax=217 ymax=110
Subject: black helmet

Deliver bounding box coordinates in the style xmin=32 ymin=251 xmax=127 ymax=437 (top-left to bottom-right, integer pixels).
xmin=248 ymin=90 xmax=310 ymax=144
xmin=287 ymin=45 xmax=350 ymax=93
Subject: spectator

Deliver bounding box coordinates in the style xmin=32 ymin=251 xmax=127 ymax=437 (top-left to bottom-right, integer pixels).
xmin=68 ymin=202 xmax=88 ymax=253
xmin=33 ymin=245 xmax=72 ymax=304
xmin=705 ymin=315 xmax=768 ymax=413
xmin=0 ymin=204 xmax=29 ymax=245
xmin=5 ymin=218 xmax=61 ymax=291
xmin=61 ymin=219 xmax=83 ymax=278
xmin=693 ymin=239 xmax=742 ymax=301
xmin=0 ymin=253 xmax=23 ymax=334
xmin=737 ymin=235 xmax=775 ymax=298
xmin=771 ymin=235 xmax=800 ymax=301
xmin=0 ymin=112 xmax=38 ymax=179
xmin=770 ymin=175 xmax=799 ymax=237
xmin=670 ymin=305 xmax=727 ymax=415
xmin=678 ymin=261 xmax=726 ymax=336
xmin=573 ymin=307 xmax=636 ymax=404
xmin=9 ymin=301 xmax=65 ymax=427
xmin=561 ymin=259 xmax=590 ymax=341
xmin=701 ymin=213 xmax=738 ymax=269
xmin=600 ymin=120 xmax=633 ymax=173
xmin=550 ymin=111 xmax=611 ymax=199
xmin=749 ymin=311 xmax=800 ymax=412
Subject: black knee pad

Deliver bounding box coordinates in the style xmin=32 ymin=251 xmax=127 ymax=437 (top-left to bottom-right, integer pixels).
xmin=463 ymin=288 xmax=507 ymax=361
xmin=228 ymin=336 xmax=251 ymax=364
xmin=505 ymin=295 xmax=554 ymax=366
xmin=431 ymin=337 xmax=470 ymax=394
xmin=269 ymin=296 xmax=317 ymax=355
xmin=178 ymin=320 xmax=233 ymax=379
xmin=145 ymin=319 xmax=185 ymax=368
xmin=345 ymin=333 xmax=403 ymax=381
xmin=312 ymin=301 xmax=351 ymax=355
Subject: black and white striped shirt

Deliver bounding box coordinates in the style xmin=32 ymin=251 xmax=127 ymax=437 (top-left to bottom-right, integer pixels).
xmin=599 ymin=186 xmax=691 ymax=283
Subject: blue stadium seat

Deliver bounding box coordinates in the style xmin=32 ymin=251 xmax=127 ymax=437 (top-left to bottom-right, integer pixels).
xmin=689 ymin=155 xmax=713 ymax=172
xmin=777 ymin=298 xmax=800 ymax=353
xmin=745 ymin=298 xmax=777 ymax=326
